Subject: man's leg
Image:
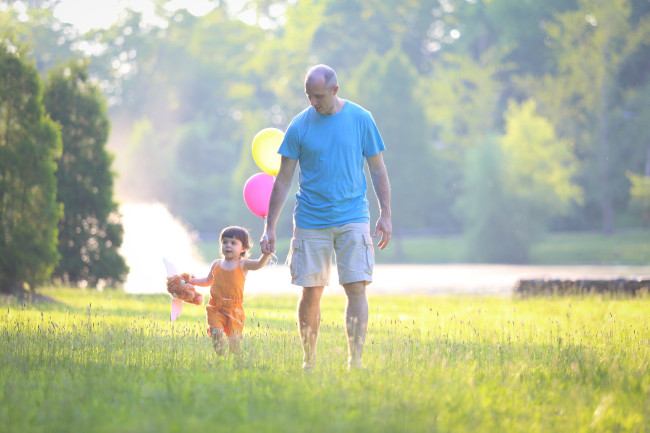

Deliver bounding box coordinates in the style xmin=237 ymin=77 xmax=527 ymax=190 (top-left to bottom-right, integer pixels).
xmin=298 ymin=286 xmax=324 ymax=370
xmin=343 ymin=281 xmax=368 ymax=370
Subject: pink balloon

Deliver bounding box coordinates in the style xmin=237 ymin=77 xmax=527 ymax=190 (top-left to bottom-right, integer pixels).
xmin=243 ymin=173 xmax=275 ymax=218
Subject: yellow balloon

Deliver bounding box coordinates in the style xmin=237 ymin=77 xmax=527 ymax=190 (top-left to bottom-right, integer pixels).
xmin=252 ymin=128 xmax=284 ymax=176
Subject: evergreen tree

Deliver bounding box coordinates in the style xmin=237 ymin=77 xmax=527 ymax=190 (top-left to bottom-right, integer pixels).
xmin=44 ymin=61 xmax=128 ymax=288
xmin=0 ymin=40 xmax=62 ymax=292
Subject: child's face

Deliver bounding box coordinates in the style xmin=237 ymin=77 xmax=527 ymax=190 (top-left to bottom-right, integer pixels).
xmin=221 ymin=237 xmax=245 ymax=260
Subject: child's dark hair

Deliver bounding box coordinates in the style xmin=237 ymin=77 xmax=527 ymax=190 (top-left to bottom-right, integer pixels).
xmin=220 ymin=226 xmax=252 ymax=258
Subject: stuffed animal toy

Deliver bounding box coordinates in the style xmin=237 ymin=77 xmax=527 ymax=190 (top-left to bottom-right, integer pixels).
xmin=166 ymin=273 xmax=203 ymax=306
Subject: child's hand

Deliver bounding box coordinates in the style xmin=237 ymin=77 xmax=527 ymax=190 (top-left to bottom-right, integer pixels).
xmin=261 ymin=231 xmax=276 ymax=254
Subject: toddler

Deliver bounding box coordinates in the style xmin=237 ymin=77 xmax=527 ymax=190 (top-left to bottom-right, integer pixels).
xmin=186 ymin=226 xmax=270 ymax=355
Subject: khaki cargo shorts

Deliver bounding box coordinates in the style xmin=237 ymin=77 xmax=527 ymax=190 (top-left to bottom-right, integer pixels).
xmin=288 ymin=222 xmax=374 ymax=287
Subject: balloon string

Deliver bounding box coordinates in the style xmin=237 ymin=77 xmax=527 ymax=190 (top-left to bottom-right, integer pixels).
xmin=262 ymin=216 xmax=268 ymax=241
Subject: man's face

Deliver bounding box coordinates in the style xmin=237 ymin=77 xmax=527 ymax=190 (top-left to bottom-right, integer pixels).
xmin=305 ymin=78 xmax=338 ymax=115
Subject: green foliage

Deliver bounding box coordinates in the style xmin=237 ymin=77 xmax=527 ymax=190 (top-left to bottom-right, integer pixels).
xmin=419 ymin=50 xmax=511 ymax=234
xmin=309 ymin=0 xmax=423 ymax=70
xmin=477 ymin=0 xmax=578 ymax=75
xmin=421 ymin=51 xmax=506 ymax=159
xmin=43 ymin=60 xmax=128 ymax=288
xmin=457 ymin=136 xmax=528 ymax=262
xmin=0 ymin=4 xmax=78 ymax=74
xmin=530 ymin=229 xmax=650 ymax=265
xmin=501 ymin=99 xmax=583 ymax=218
xmin=168 ymin=120 xmax=240 ymax=231
xmin=626 ymin=171 xmax=650 ymax=226
xmin=197 ymin=228 xmax=650 ymax=264
xmin=520 ymin=0 xmax=650 ymax=232
xmin=627 ymin=172 xmax=650 ymax=208
xmin=1 ymin=289 xmax=649 ymax=432
xmin=85 ymin=7 xmax=277 ymax=232
xmin=350 ymin=46 xmax=436 ymax=234
xmin=458 ymin=102 xmax=583 ymax=263
xmin=0 ymin=40 xmax=62 ymax=292
xmin=5 ymin=0 xmax=650 ymax=263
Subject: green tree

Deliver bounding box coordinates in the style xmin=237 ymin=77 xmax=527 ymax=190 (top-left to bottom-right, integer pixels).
xmin=443 ymin=0 xmax=578 ymax=75
xmin=88 ymin=7 xmax=273 ymax=233
xmin=169 ymin=119 xmax=240 ymax=232
xmin=457 ymin=136 xmax=524 ymax=262
xmin=457 ymin=100 xmax=582 ymax=263
xmin=500 ymin=100 xmax=583 ymax=232
xmin=44 ymin=61 xmax=128 ymax=288
xmin=519 ymin=0 xmax=650 ymax=233
xmin=418 ymin=50 xmax=508 ymax=232
xmin=349 ymin=46 xmax=436 ymax=254
xmin=308 ymin=0 xmax=434 ymax=72
xmin=0 ymin=1 xmax=79 ymax=74
xmin=618 ymin=81 xmax=650 ymax=226
xmin=0 ymin=40 xmax=62 ymax=293
xmin=421 ymin=51 xmax=505 ymax=159
xmin=627 ymin=171 xmax=650 ymax=227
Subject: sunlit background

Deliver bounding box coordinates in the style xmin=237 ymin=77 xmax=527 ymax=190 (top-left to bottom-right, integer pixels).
xmin=2 ymin=0 xmax=649 ymax=295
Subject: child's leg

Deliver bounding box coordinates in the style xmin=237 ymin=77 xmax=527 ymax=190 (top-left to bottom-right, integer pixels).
xmin=207 ymin=305 xmax=228 ymax=356
xmin=226 ymin=307 xmax=245 ymax=355
xmin=228 ymin=331 xmax=242 ymax=354
xmin=210 ymin=327 xmax=227 ymax=356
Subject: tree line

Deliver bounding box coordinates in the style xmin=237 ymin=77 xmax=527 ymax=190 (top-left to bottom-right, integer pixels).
xmin=1 ymin=0 xmax=649 ymax=291
xmin=0 ymin=40 xmax=128 ymax=293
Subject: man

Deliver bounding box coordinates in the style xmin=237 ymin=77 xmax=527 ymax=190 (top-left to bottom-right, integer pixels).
xmin=260 ymin=64 xmax=392 ymax=370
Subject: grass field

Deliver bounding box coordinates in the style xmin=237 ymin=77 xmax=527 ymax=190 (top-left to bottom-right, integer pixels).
xmin=1 ymin=288 xmax=648 ymax=432
xmin=197 ymin=229 xmax=650 ymax=265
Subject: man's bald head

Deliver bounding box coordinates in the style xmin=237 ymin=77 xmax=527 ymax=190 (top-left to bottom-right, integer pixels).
xmin=305 ymin=64 xmax=338 ymax=91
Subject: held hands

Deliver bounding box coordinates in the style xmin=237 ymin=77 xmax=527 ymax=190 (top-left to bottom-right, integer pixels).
xmin=373 ymin=214 xmax=392 ymax=250
xmin=260 ymin=230 xmax=276 ymax=255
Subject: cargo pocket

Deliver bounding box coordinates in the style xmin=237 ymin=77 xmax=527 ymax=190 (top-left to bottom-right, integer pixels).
xmin=362 ymin=233 xmax=374 ymax=274
xmin=289 ymin=238 xmax=302 ymax=280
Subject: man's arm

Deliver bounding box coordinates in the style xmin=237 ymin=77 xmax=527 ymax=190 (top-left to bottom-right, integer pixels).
xmin=261 ymin=156 xmax=298 ymax=254
xmin=367 ymin=152 xmax=392 ymax=250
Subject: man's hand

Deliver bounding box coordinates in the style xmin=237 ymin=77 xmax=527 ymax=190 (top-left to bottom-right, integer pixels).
xmin=260 ymin=230 xmax=276 ymax=254
xmin=373 ymin=214 xmax=392 ymax=250
xmin=367 ymin=152 xmax=391 ymax=251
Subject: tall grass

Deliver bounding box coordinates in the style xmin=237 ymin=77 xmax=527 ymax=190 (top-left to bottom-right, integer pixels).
xmin=1 ymin=288 xmax=648 ymax=432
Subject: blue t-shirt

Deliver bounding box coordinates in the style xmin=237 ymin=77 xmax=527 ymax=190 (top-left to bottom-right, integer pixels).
xmin=278 ymin=100 xmax=386 ymax=229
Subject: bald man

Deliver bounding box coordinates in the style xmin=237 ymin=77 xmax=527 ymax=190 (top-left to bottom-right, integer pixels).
xmin=261 ymin=64 xmax=392 ymax=371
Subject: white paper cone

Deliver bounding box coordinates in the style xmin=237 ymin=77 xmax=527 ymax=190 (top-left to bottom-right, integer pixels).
xmin=171 ymin=298 xmax=183 ymax=321
xmin=162 ymin=257 xmax=179 ymax=277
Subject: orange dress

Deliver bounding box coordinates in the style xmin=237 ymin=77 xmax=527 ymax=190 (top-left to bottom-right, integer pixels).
xmin=206 ymin=261 xmax=245 ymax=337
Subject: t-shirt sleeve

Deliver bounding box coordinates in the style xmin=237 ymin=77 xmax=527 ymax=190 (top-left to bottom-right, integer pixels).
xmin=278 ymin=121 xmax=300 ymax=160
xmin=363 ymin=113 xmax=386 ymax=157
